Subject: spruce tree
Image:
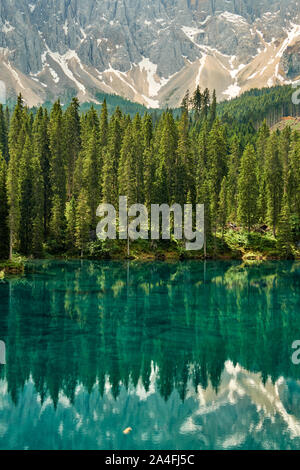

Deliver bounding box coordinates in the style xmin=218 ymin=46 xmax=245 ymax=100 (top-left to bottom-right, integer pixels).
xmin=83 ymin=128 xmax=101 ymax=227
xmin=31 ymin=155 xmax=44 ymax=257
xmin=237 ymin=144 xmax=259 ymax=232
xmin=65 ymin=197 xmax=77 ymax=250
xmin=277 ymin=192 xmax=293 ymax=257
xmin=177 ymin=110 xmax=193 ymax=204
xmin=256 ymin=120 xmax=270 ymax=222
xmin=218 ymin=176 xmax=228 ymax=238
xmin=64 ymin=97 xmax=81 ymax=200
xmin=48 ymin=101 xmax=66 ymax=249
xmin=7 ymin=95 xmax=25 ymax=258
xmin=287 ymin=137 xmax=300 ymax=223
xmin=75 ymin=189 xmax=91 ymax=257
xmin=227 ymin=137 xmax=240 ymax=222
xmin=209 ymin=90 xmax=217 ymax=128
xmin=102 ymin=113 xmax=122 ymax=206
xmin=132 ymin=113 xmax=145 ymax=203
xmin=265 ymin=133 xmax=283 ymax=236
xmin=156 ymin=112 xmax=178 ymax=204
xmin=191 ymin=86 xmax=202 ymax=121
xmin=0 ymin=151 xmax=9 ymax=259
xmin=207 ymin=119 xmax=227 ymax=206
xmin=0 ymin=104 xmax=8 ymax=161
xmin=201 ymin=88 xmax=210 ymax=120
xmin=118 ymin=120 xmax=137 ymax=205
xmin=19 ymin=135 xmax=34 ymax=255
xmin=33 ymin=107 xmax=51 ymax=237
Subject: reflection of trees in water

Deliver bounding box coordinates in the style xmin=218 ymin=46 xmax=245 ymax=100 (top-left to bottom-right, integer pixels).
xmin=0 ymin=260 xmax=299 ymax=406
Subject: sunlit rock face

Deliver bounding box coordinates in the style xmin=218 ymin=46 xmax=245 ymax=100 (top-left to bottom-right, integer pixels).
xmin=0 ymin=0 xmax=299 ymax=107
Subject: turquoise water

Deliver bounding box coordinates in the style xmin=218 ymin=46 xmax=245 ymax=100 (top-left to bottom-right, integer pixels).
xmin=0 ymin=260 xmax=299 ymax=450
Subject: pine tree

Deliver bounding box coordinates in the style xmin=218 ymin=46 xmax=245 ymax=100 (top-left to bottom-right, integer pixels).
xmin=33 ymin=107 xmax=51 ymax=237
xmin=277 ymin=192 xmax=293 ymax=257
xmin=207 ymin=119 xmax=227 ymax=205
xmin=287 ymin=137 xmax=300 ymax=223
xmin=142 ymin=113 xmax=155 ymax=208
xmin=156 ymin=112 xmax=178 ymax=204
xmin=65 ymin=197 xmax=77 ymax=250
xmin=196 ymin=121 xmax=208 ymax=201
xmin=31 ymin=155 xmax=44 ymax=257
xmin=75 ymin=190 xmax=91 ymax=257
xmin=64 ymin=97 xmax=81 ymax=200
xmin=218 ymin=176 xmax=228 ymax=238
xmin=102 ymin=113 xmax=122 ymax=206
xmin=177 ymin=110 xmax=193 ymax=205
xmin=227 ymin=137 xmax=240 ymax=222
xmin=209 ymin=90 xmax=217 ymax=128
xmin=237 ymin=144 xmax=259 ymax=232
xmin=118 ymin=120 xmax=137 ymax=205
xmin=191 ymin=86 xmax=202 ymax=121
xmin=83 ymin=128 xmax=101 ymax=227
xmin=256 ymin=120 xmax=270 ymax=222
xmin=0 ymin=104 xmax=8 ymax=161
xmin=48 ymin=101 xmax=66 ymax=249
xmin=97 ymin=100 xmax=109 ymax=197
xmin=19 ymin=135 xmax=34 ymax=255
xmin=202 ymin=88 xmax=210 ymax=120
xmin=99 ymin=99 xmax=109 ymax=150
xmin=0 ymin=151 xmax=9 ymax=259
xmin=181 ymin=89 xmax=190 ymax=113
xmin=132 ymin=113 xmax=145 ymax=203
xmin=265 ymin=133 xmax=283 ymax=236
xmin=7 ymin=94 xmax=25 ymax=258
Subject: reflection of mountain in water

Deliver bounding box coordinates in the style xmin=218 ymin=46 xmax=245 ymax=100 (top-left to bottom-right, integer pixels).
xmin=0 ymin=260 xmax=299 ymax=449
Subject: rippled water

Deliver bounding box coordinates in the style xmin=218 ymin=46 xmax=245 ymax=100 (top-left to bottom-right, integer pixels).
xmin=0 ymin=260 xmax=299 ymax=450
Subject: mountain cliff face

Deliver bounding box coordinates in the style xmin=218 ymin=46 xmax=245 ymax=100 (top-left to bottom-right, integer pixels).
xmin=0 ymin=0 xmax=300 ymax=107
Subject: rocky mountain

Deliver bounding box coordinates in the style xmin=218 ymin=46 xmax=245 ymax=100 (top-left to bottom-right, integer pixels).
xmin=0 ymin=0 xmax=300 ymax=108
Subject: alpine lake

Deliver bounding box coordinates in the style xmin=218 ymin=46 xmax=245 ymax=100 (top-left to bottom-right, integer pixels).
xmin=0 ymin=260 xmax=299 ymax=450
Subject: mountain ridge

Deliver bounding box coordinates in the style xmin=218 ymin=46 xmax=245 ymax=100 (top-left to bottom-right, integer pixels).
xmin=0 ymin=0 xmax=300 ymax=108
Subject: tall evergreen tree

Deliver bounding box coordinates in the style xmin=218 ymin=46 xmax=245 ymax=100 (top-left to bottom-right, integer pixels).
xmin=19 ymin=135 xmax=34 ymax=255
xmin=31 ymin=154 xmax=44 ymax=257
xmin=265 ymin=133 xmax=283 ymax=236
xmin=237 ymin=144 xmax=259 ymax=232
xmin=75 ymin=189 xmax=91 ymax=257
xmin=156 ymin=112 xmax=178 ymax=204
xmin=227 ymin=137 xmax=240 ymax=221
xmin=64 ymin=97 xmax=81 ymax=200
xmin=209 ymin=90 xmax=217 ymax=128
xmin=33 ymin=107 xmax=51 ymax=237
xmin=118 ymin=120 xmax=137 ymax=205
xmin=65 ymin=197 xmax=77 ymax=250
xmin=218 ymin=176 xmax=228 ymax=237
xmin=191 ymin=86 xmax=202 ymax=121
xmin=0 ymin=151 xmax=9 ymax=259
xmin=48 ymin=101 xmax=66 ymax=249
xmin=277 ymin=191 xmax=293 ymax=257
xmin=202 ymin=88 xmax=210 ymax=120
xmin=102 ymin=112 xmax=122 ymax=206
xmin=177 ymin=110 xmax=193 ymax=204
xmin=0 ymin=104 xmax=8 ymax=161
xmin=7 ymin=94 xmax=25 ymax=258
xmin=83 ymin=128 xmax=101 ymax=227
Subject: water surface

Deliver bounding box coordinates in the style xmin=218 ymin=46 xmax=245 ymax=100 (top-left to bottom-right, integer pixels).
xmin=0 ymin=260 xmax=299 ymax=450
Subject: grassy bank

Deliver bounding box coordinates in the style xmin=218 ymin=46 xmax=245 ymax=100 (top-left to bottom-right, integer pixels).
xmin=52 ymin=230 xmax=299 ymax=262
xmin=2 ymin=231 xmax=299 ymax=271
xmin=0 ymin=256 xmax=25 ymax=276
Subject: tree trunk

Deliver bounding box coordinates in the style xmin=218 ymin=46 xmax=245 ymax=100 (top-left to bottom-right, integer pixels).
xmin=9 ymin=230 xmax=13 ymax=261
